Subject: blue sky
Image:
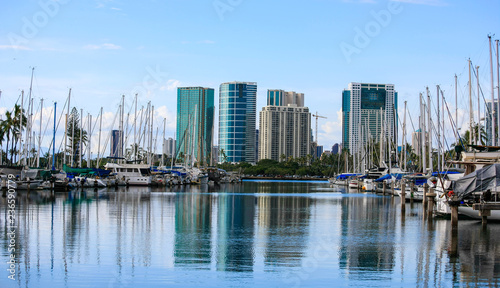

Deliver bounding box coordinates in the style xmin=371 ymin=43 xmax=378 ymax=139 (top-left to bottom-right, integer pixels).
xmin=1 ymin=0 xmax=499 ymax=155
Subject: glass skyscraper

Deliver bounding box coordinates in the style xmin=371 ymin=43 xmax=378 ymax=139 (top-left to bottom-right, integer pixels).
xmin=219 ymin=81 xmax=257 ymax=163
xmin=176 ymin=87 xmax=214 ymax=165
xmin=342 ymin=82 xmax=398 ymax=155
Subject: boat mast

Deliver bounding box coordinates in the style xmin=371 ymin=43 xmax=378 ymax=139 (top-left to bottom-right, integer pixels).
xmin=79 ymin=108 xmax=83 ymax=167
xmin=37 ymin=98 xmax=43 ymax=167
xmin=455 ymin=75 xmax=458 ymax=140
xmin=489 ymin=35 xmax=495 ymax=146
xmin=24 ymin=68 xmax=34 ymax=166
xmin=87 ymin=113 xmax=91 ymax=168
xmin=150 ymin=105 xmax=154 ymax=166
xmin=421 ymin=93 xmax=426 ymax=173
xmin=469 ymin=58 xmax=473 ymax=147
xmin=18 ymin=90 xmax=24 ymax=165
xmin=437 ymin=85 xmax=441 ymax=171
xmin=476 ymin=65 xmax=481 ymax=145
xmin=52 ymin=102 xmax=56 ymax=171
xmin=403 ymin=101 xmax=407 ymax=171
xmin=97 ymin=107 xmax=102 ymax=168
xmin=71 ymin=108 xmax=75 ymax=166
xmin=120 ymin=95 xmax=124 ymax=163
xmin=64 ymin=88 xmax=71 ymax=165
xmin=441 ymin=89 xmax=445 ymax=169
xmin=427 ymin=87 xmax=432 ymax=173
xmin=134 ymin=94 xmax=137 ymax=163
xmin=162 ymin=118 xmax=165 ymax=167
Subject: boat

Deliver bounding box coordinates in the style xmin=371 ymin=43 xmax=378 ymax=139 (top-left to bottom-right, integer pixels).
xmin=395 ymin=173 xmax=429 ymax=201
xmin=435 ymin=147 xmax=500 ymax=221
xmin=330 ymin=173 xmax=362 ymax=186
xmin=104 ymin=163 xmax=152 ymax=186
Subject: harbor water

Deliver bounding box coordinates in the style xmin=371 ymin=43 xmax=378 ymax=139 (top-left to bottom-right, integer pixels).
xmin=1 ymin=181 xmax=499 ymax=287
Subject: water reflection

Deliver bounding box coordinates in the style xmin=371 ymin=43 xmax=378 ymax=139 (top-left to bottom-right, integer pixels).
xmin=339 ymin=195 xmax=397 ymax=275
xmin=0 ymin=183 xmax=499 ymax=287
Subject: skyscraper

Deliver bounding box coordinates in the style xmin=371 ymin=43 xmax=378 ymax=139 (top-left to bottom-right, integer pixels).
xmin=163 ymin=137 xmax=176 ymax=157
xmin=110 ymin=130 xmax=123 ymax=158
xmin=259 ymin=90 xmax=311 ymax=161
xmin=176 ymin=87 xmax=214 ymax=165
xmin=219 ymin=81 xmax=257 ymax=163
xmin=342 ymin=82 xmax=398 ymax=158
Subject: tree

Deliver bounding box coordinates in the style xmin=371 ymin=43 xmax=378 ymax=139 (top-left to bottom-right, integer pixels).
xmin=66 ymin=108 xmax=88 ymax=166
xmin=220 ymin=148 xmax=228 ymax=163
xmin=0 ymin=105 xmax=27 ymax=164
xmin=125 ymin=143 xmax=145 ymax=163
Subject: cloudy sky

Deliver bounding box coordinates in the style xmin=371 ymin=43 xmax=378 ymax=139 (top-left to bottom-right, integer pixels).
xmin=1 ymin=0 xmax=499 ymax=156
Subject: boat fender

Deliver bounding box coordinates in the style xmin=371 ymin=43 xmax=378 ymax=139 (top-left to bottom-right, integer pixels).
xmin=447 ymin=190 xmax=454 ymax=198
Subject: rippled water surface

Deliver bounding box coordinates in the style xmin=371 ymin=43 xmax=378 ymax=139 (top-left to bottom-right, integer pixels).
xmin=1 ymin=181 xmax=499 ymax=287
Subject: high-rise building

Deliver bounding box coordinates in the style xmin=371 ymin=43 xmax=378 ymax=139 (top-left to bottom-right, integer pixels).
xmin=267 ymin=90 xmax=304 ymax=107
xmin=259 ymin=90 xmax=311 ymax=161
xmin=316 ymin=145 xmax=323 ymax=159
xmin=163 ymin=137 xmax=176 ymax=157
xmin=218 ymin=81 xmax=257 ymax=163
xmin=342 ymin=83 xmax=398 ymax=154
xmin=332 ymin=143 xmax=340 ymax=155
xmin=176 ymin=87 xmax=214 ymax=165
xmin=255 ymin=129 xmax=259 ymax=163
xmin=110 ymin=130 xmax=123 ymax=158
xmin=485 ymin=99 xmax=499 ymax=146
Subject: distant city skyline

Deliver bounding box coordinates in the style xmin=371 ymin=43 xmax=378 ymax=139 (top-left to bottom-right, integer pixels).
xmin=0 ymin=0 xmax=499 ymax=155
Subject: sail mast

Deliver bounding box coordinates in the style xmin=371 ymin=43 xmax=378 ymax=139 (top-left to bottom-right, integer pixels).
xmin=469 ymin=59 xmax=473 ymax=147
xmin=426 ymin=87 xmax=432 ymax=173
xmin=437 ymin=85 xmax=441 ymax=171
xmin=52 ymin=102 xmax=56 ymax=171
xmin=37 ymin=98 xmax=43 ymax=167
xmin=476 ymin=65 xmax=481 ymax=145
xmin=489 ymin=35 xmax=495 ymax=146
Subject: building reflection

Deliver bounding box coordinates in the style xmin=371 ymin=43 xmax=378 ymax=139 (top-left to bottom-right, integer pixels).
xmin=216 ymin=184 xmax=255 ymax=272
xmin=255 ymin=182 xmax=312 ymax=268
xmin=2 ymin=183 xmax=500 ymax=287
xmin=338 ymin=196 xmax=396 ymax=274
xmin=173 ymin=192 xmax=212 ymax=268
xmin=450 ymin=222 xmax=500 ymax=285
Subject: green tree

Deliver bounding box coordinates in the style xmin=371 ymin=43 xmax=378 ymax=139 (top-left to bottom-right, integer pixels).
xmin=66 ymin=108 xmax=88 ymax=166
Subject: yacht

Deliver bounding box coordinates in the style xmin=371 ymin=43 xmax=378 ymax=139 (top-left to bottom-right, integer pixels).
xmin=104 ymin=163 xmax=152 ymax=186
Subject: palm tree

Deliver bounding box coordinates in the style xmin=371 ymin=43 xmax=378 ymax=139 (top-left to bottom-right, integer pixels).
xmin=125 ymin=143 xmax=145 ymax=162
xmin=1 ymin=105 xmax=27 ymax=164
xmin=220 ymin=148 xmax=228 ymax=163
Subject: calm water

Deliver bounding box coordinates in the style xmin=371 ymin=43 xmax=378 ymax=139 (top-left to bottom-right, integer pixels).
xmin=1 ymin=181 xmax=499 ymax=287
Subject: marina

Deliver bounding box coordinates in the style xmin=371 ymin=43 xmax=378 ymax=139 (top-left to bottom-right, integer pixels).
xmin=1 ymin=181 xmax=499 ymax=287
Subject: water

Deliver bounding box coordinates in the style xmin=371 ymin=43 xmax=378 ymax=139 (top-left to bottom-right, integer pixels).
xmin=1 ymin=181 xmax=499 ymax=287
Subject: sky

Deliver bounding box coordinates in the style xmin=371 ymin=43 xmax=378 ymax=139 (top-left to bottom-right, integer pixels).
xmin=0 ymin=0 xmax=499 ymax=157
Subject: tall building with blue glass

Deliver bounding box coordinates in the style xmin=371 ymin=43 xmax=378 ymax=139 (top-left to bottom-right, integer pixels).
xmin=176 ymin=87 xmax=215 ymax=165
xmin=219 ymin=81 xmax=257 ymax=163
xmin=342 ymin=82 xmax=398 ymax=155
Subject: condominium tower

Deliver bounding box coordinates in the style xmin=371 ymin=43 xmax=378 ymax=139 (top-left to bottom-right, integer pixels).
xmin=259 ymin=90 xmax=311 ymax=161
xmin=218 ymin=81 xmax=257 ymax=163
xmin=342 ymin=82 xmax=398 ymax=157
xmin=176 ymin=87 xmax=215 ymax=165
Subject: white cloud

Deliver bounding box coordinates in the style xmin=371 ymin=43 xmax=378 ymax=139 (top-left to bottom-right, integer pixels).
xmin=160 ymin=80 xmax=181 ymax=91
xmin=319 ymin=110 xmax=343 ymax=147
xmin=0 ymin=45 xmax=31 ymax=51
xmin=83 ymin=43 xmax=122 ymax=50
